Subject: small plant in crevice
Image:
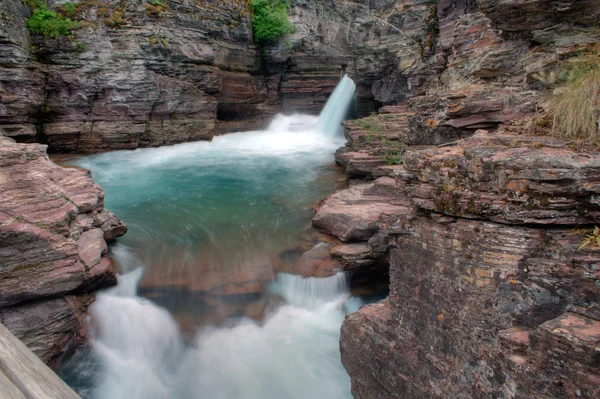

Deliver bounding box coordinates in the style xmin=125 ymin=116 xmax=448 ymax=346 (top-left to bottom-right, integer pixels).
xmin=146 ymin=0 xmax=167 ymax=18
xmin=27 ymin=0 xmax=79 ymax=38
xmin=251 ymin=0 xmax=294 ymax=44
xmin=578 ymin=226 xmax=600 ymax=251
xmin=378 ymin=138 xmax=406 ymax=165
xmin=149 ymin=34 xmax=169 ymax=48
xmin=59 ymin=1 xmax=78 ymax=17
xmin=75 ymin=40 xmax=85 ymax=53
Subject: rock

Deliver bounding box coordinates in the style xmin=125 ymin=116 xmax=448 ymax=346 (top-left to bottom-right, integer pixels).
xmin=287 ymin=243 xmax=343 ymax=278
xmin=1 ymin=0 xmax=418 ymax=151
xmin=313 ymin=181 xmax=411 ymax=242
xmin=0 ymin=297 xmax=78 ymax=371
xmin=77 ymin=229 xmax=107 ymax=270
xmin=341 ymin=210 xmax=600 ymax=397
xmin=139 ymin=253 xmax=275 ymax=298
xmin=329 ymin=3 xmax=600 ymax=390
xmin=402 ymin=139 xmax=600 ymax=225
xmin=331 ymin=243 xmax=374 ymax=269
xmin=93 ymin=210 xmax=128 ymax=242
xmin=0 ymin=134 xmax=125 ymax=367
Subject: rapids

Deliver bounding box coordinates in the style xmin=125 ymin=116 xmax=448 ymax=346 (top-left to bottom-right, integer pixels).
xmin=60 ymin=77 xmax=372 ymax=399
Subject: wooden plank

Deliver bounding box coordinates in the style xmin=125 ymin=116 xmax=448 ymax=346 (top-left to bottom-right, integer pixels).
xmin=0 ymin=322 xmax=80 ymax=399
xmin=0 ymin=369 xmax=26 ymax=399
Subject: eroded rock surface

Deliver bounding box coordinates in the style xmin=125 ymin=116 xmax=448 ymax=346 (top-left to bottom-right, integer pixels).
xmin=326 ymin=126 xmax=600 ymax=398
xmin=0 ymin=134 xmax=125 ymax=368
xmin=313 ymin=1 xmax=600 ymax=397
xmin=0 ymin=0 xmax=419 ymax=151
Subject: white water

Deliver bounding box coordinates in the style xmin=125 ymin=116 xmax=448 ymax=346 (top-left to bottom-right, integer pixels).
xmin=66 ymin=76 xmax=360 ymax=399
xmin=86 ymin=271 xmax=359 ymax=399
xmin=315 ymin=76 xmax=357 ymax=136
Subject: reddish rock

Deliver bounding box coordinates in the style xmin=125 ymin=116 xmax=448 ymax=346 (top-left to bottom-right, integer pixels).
xmin=313 ymin=180 xmax=412 ymax=242
xmin=0 ymin=134 xmax=126 ymax=367
xmin=287 ymin=243 xmax=343 ymax=278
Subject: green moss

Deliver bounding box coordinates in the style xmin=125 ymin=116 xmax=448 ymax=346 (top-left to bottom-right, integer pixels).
xmin=353 ymin=114 xmax=382 ymax=134
xmin=105 ymin=11 xmax=124 ymax=28
xmin=251 ymin=0 xmax=294 ymax=43
xmin=27 ymin=0 xmax=79 ymax=38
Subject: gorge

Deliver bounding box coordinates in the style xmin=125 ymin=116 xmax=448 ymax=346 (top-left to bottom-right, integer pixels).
xmin=1 ymin=0 xmax=600 ymax=398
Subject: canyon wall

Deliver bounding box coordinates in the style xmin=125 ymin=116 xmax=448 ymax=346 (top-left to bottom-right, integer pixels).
xmin=0 ymin=133 xmax=126 ymax=369
xmin=0 ymin=0 xmax=408 ymax=152
xmin=310 ymin=0 xmax=600 ymax=398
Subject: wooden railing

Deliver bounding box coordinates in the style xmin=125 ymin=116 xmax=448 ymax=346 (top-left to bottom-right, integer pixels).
xmin=0 ymin=323 xmax=80 ymax=399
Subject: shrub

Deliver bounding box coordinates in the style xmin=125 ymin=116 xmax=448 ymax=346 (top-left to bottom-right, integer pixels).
xmin=546 ymin=58 xmax=600 ymax=141
xmin=251 ymin=0 xmax=294 ymax=43
xmin=96 ymin=7 xmax=110 ymax=18
xmin=28 ymin=0 xmax=79 ymax=38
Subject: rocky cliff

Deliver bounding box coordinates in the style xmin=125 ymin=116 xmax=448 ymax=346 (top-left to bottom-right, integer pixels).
xmin=309 ymin=0 xmax=600 ymax=398
xmin=0 ymin=0 xmax=409 ymax=152
xmin=0 ymin=133 xmax=126 ymax=369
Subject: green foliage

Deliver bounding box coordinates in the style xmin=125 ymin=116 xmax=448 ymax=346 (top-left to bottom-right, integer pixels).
xmin=579 ymin=226 xmax=600 ymax=251
xmin=60 ymin=2 xmax=78 ymax=17
xmin=378 ymin=138 xmax=406 ymax=165
xmin=546 ymin=55 xmax=600 ymax=141
xmin=251 ymin=0 xmax=294 ymax=43
xmin=27 ymin=0 xmax=79 ymax=38
xmin=150 ymin=0 xmax=166 ymax=7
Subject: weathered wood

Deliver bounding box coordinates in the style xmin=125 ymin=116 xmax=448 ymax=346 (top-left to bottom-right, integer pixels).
xmin=0 ymin=370 xmax=26 ymax=399
xmin=0 ymin=323 xmax=80 ymax=399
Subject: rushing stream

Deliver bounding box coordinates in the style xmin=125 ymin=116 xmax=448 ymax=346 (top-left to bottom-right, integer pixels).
xmin=59 ymin=77 xmax=381 ymax=399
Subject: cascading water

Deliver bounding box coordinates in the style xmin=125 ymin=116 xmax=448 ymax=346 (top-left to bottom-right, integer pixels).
xmin=59 ymin=76 xmax=373 ymax=399
xmin=315 ymin=75 xmax=357 ymax=136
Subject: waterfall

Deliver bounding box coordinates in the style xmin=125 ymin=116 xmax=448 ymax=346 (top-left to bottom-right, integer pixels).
xmin=315 ymin=75 xmax=357 ymax=136
xmin=269 ymin=272 xmax=349 ymax=309
xmin=59 ymin=77 xmax=366 ymax=399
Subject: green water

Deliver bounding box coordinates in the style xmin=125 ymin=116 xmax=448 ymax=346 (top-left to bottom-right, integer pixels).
xmin=66 ymin=117 xmax=346 ymax=319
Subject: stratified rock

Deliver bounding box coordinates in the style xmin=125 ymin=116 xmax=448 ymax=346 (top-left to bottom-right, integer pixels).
xmin=328 ymin=1 xmax=600 ymax=389
xmin=0 ymin=297 xmax=78 ymax=371
xmin=0 ymin=134 xmax=125 ymax=367
xmin=313 ymin=179 xmax=412 ymax=242
xmin=333 ymin=136 xmax=600 ymax=398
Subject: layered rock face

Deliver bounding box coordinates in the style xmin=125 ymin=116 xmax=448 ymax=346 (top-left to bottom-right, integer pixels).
xmin=0 ymin=0 xmax=409 ymax=152
xmin=309 ymin=0 xmax=600 ymax=397
xmin=330 ymin=134 xmax=600 ymax=398
xmin=0 ymin=134 xmax=126 ymax=369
